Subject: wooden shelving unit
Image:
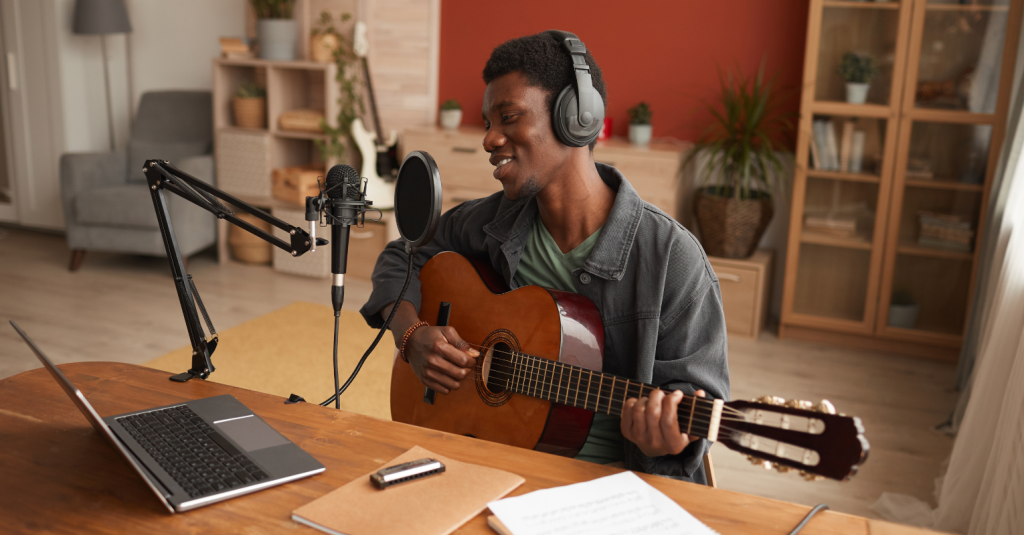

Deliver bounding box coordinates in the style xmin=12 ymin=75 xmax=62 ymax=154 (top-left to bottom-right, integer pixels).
xmin=780 ymin=0 xmax=1023 ymax=361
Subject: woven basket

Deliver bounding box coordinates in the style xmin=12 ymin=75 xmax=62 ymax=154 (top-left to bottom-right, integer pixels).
xmin=694 ymin=189 xmax=773 ymax=259
xmin=228 ymin=213 xmax=272 ymax=265
xmin=310 ymin=33 xmax=339 ymax=63
xmin=233 ymin=97 xmax=266 ymax=129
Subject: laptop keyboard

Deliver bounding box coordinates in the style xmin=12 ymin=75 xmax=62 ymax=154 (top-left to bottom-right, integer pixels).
xmin=117 ymin=406 xmax=269 ymax=499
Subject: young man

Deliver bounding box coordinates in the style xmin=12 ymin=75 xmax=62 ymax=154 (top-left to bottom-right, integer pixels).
xmin=360 ymin=32 xmax=729 ymax=484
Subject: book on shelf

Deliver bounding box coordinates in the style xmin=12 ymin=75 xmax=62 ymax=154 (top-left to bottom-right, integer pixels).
xmin=825 ymin=120 xmax=840 ymax=172
xmin=839 ymin=120 xmax=854 ymax=173
xmin=812 ymin=119 xmax=837 ymax=171
xmin=805 ymin=215 xmax=858 ymax=237
xmin=849 ymin=130 xmax=865 ymax=174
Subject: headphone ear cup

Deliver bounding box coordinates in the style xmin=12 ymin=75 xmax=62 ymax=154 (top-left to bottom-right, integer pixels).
xmin=552 ymin=85 xmax=602 ymax=147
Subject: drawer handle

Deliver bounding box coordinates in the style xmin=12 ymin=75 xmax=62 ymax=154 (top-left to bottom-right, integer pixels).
xmin=351 ymin=231 xmax=376 ymax=239
xmin=718 ymin=273 xmax=742 ymax=282
xmin=452 ymin=147 xmax=477 ymax=153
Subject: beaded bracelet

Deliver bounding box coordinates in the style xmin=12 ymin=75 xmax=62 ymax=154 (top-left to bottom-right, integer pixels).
xmin=399 ymin=321 xmax=429 ymax=363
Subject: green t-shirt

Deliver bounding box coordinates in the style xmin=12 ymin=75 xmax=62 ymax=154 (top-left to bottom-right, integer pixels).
xmin=512 ymin=216 xmax=624 ymax=465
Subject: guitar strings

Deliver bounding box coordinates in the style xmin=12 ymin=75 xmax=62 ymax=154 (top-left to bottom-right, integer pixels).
xmin=476 ymin=358 xmax=746 ymax=423
xmin=470 ymin=360 xmax=747 ymax=427
xmin=468 ymin=348 xmax=747 ymax=422
xmin=458 ymin=340 xmax=745 ymax=418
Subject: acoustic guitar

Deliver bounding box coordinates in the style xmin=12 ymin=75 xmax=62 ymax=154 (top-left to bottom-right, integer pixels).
xmin=391 ymin=252 xmax=869 ymax=481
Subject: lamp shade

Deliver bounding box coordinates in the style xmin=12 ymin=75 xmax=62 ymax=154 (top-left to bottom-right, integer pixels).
xmin=73 ymin=0 xmax=131 ymax=35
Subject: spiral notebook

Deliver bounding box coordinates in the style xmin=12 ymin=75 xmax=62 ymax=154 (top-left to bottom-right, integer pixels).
xmin=292 ymin=446 xmax=525 ymax=535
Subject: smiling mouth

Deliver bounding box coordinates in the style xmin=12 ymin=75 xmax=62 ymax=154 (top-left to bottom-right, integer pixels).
xmin=494 ymin=157 xmax=513 ymax=168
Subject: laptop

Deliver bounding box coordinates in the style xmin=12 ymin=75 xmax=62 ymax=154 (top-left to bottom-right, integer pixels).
xmin=11 ymin=320 xmax=326 ymax=513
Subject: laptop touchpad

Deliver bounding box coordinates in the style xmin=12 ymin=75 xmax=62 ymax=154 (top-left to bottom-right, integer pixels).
xmin=215 ymin=416 xmax=290 ymax=452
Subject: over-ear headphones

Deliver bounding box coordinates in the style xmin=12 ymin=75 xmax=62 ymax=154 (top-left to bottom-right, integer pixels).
xmin=544 ymin=30 xmax=605 ymax=147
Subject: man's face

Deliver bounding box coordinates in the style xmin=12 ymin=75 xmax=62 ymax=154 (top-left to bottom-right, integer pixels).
xmin=482 ymin=72 xmax=571 ymax=200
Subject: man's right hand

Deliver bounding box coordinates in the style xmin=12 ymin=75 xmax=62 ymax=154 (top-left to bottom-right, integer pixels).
xmin=383 ymin=301 xmax=479 ymax=394
xmin=404 ymin=325 xmax=478 ymax=394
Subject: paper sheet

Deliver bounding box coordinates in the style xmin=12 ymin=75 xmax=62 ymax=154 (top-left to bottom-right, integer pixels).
xmin=487 ymin=471 xmax=718 ymax=535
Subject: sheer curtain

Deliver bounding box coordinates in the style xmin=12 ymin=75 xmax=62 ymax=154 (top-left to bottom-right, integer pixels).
xmin=871 ymin=51 xmax=1024 ymax=534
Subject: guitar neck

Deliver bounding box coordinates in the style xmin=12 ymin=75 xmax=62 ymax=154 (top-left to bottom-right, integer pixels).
xmin=361 ymin=57 xmax=386 ymax=144
xmin=496 ymin=352 xmax=724 ymax=441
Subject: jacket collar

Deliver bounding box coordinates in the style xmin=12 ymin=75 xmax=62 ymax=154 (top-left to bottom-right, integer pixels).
xmin=482 ymin=163 xmax=644 ymax=281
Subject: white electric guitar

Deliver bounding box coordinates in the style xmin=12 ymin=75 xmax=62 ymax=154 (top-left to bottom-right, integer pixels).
xmin=351 ymin=22 xmax=399 ymax=209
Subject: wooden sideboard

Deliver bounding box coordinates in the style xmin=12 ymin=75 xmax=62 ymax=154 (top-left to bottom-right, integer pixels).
xmin=401 ymin=126 xmax=690 ymax=220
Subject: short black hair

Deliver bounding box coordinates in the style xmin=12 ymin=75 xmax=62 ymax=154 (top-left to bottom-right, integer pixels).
xmin=483 ymin=32 xmax=607 ymax=149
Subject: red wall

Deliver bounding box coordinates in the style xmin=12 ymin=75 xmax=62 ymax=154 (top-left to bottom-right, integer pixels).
xmin=439 ymin=0 xmax=810 ymax=142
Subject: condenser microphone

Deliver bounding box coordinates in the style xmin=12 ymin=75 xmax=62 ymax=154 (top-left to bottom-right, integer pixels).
xmin=325 ymin=164 xmax=363 ymax=313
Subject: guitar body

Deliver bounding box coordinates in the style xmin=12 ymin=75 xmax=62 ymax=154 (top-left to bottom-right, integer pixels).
xmin=390 ymin=252 xmax=604 ymax=456
xmin=351 ymin=117 xmax=396 ymax=209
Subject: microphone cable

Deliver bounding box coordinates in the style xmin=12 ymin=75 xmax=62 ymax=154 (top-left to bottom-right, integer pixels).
xmin=321 ymin=250 xmax=415 ymax=407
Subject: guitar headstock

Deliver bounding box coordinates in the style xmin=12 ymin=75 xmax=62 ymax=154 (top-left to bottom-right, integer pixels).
xmin=353 ymin=21 xmax=369 ymax=58
xmin=716 ymin=396 xmax=869 ymax=481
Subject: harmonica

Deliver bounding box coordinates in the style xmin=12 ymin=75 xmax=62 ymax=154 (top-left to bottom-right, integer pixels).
xmin=370 ymin=458 xmax=446 ymax=489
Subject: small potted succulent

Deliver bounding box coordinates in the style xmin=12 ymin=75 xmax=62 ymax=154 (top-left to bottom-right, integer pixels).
xmin=251 ymin=0 xmax=297 ymax=60
xmin=233 ymin=81 xmax=267 ymax=129
xmin=439 ymin=99 xmax=462 ymax=130
xmin=627 ymin=102 xmax=652 ymax=147
xmin=837 ymin=52 xmax=878 ymax=105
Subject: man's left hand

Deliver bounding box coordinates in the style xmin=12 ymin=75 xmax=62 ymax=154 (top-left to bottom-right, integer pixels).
xmin=621 ymin=389 xmax=707 ymax=458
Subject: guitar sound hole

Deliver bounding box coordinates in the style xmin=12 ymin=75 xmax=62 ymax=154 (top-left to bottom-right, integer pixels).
xmin=476 ymin=330 xmax=517 ymax=407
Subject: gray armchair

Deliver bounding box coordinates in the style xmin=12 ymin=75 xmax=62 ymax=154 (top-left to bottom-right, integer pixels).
xmin=60 ymin=91 xmax=216 ymax=271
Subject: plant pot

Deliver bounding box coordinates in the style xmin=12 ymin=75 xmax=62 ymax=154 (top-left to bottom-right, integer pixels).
xmin=887 ymin=303 xmax=919 ymax=329
xmin=845 ymin=82 xmax=870 ymax=104
xmin=310 ymin=33 xmax=339 ymax=63
xmin=439 ymin=109 xmax=462 ymax=130
xmin=693 ymin=188 xmax=773 ymax=259
xmin=233 ymin=97 xmax=266 ymax=129
xmin=257 ymin=19 xmax=297 ymax=60
xmin=629 ymin=124 xmax=652 ymax=147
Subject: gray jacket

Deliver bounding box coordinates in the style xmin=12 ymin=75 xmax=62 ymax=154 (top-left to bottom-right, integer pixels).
xmin=360 ymin=163 xmax=730 ymax=483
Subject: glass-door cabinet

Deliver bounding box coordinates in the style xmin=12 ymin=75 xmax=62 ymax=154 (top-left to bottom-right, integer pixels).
xmin=781 ymin=0 xmax=1022 ymax=361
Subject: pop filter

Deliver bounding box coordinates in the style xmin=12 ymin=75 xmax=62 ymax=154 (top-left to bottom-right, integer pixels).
xmin=394 ymin=151 xmax=442 ymax=248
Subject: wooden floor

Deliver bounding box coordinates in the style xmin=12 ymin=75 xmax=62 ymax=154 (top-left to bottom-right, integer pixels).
xmin=0 ymin=226 xmax=957 ymax=522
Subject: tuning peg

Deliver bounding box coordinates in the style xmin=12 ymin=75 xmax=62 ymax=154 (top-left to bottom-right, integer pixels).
xmin=799 ymin=470 xmax=824 ymax=482
xmin=784 ymin=399 xmax=814 ymax=410
xmin=772 ymin=462 xmax=790 ymax=474
xmin=747 ymin=455 xmax=772 ymax=470
xmin=754 ymin=395 xmax=786 ymax=406
xmin=815 ymin=400 xmax=836 ymax=414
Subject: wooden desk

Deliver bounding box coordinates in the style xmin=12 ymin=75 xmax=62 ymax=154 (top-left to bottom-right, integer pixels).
xmin=0 ymin=362 xmax=934 ymax=534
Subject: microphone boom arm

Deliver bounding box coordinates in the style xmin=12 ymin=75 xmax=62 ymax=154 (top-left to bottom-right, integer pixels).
xmin=144 ymin=159 xmax=317 ymax=383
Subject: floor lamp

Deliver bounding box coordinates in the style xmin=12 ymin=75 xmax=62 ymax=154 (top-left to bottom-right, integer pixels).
xmin=73 ymin=0 xmax=132 ymax=151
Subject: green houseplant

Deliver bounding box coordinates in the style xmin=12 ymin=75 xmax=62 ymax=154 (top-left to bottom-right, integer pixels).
xmin=439 ymin=99 xmax=462 ymax=130
xmin=684 ymin=61 xmax=792 ymax=258
xmin=251 ymin=0 xmax=298 ymax=60
xmin=836 ymin=52 xmax=877 ymax=104
xmin=312 ymin=11 xmax=363 ymax=163
xmin=627 ymin=102 xmax=652 ymax=146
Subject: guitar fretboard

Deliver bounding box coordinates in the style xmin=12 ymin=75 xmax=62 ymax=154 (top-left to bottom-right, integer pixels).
xmin=491 ymin=352 xmax=721 ymax=440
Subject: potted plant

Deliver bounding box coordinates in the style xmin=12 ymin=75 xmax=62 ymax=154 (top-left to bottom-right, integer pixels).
xmin=312 ymin=11 xmax=363 ymax=164
xmin=233 ymin=81 xmax=267 ymax=129
xmin=836 ymin=52 xmax=877 ymax=104
xmin=684 ymin=61 xmax=792 ymax=259
xmin=887 ymin=291 xmax=919 ymax=329
xmin=627 ymin=102 xmax=652 ymax=147
xmin=309 ymin=10 xmax=342 ymax=64
xmin=251 ymin=0 xmax=297 ymax=60
xmin=439 ymin=99 xmax=462 ymax=130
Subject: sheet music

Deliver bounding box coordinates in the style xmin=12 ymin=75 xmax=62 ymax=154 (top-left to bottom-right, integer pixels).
xmin=487 ymin=471 xmax=718 ymax=535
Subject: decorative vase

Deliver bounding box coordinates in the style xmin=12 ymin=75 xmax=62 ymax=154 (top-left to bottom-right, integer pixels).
xmin=310 ymin=33 xmax=339 ymax=63
xmin=257 ymin=19 xmax=297 ymax=60
xmin=887 ymin=303 xmax=919 ymax=329
xmin=439 ymin=109 xmax=462 ymax=130
xmin=629 ymin=124 xmax=652 ymax=147
xmin=233 ymin=97 xmax=266 ymax=129
xmin=693 ymin=188 xmax=773 ymax=259
xmin=845 ymin=82 xmax=870 ymax=104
